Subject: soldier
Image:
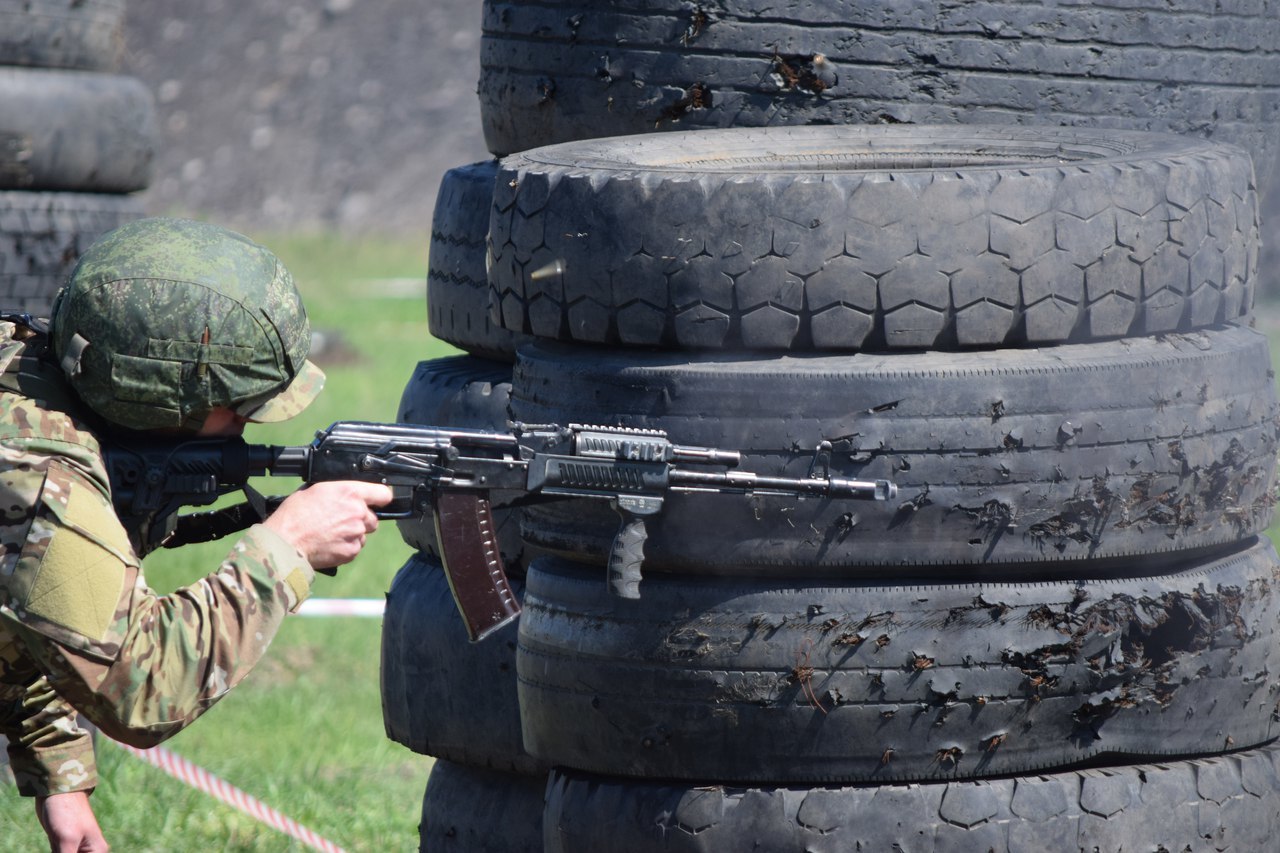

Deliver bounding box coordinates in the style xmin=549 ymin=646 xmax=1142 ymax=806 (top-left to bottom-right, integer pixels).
xmin=0 ymin=217 xmax=393 ymax=851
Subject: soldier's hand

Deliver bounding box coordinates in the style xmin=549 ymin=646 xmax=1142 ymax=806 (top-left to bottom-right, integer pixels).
xmin=264 ymin=481 xmax=394 ymax=569
xmin=36 ymin=792 xmax=109 ymax=852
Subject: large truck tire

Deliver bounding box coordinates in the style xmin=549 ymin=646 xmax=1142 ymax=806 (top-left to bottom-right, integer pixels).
xmin=519 ymin=542 xmax=1280 ymax=784
xmin=489 ymin=125 xmax=1256 ymax=351
xmin=394 ymin=355 xmax=529 ymax=569
xmin=420 ymin=761 xmax=545 ymax=853
xmin=512 ymin=324 xmax=1279 ymax=575
xmin=543 ymin=741 xmax=1280 ymax=853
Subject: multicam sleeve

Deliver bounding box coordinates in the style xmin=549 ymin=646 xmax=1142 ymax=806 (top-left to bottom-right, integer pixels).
xmin=0 ymin=450 xmax=99 ymax=798
xmin=2 ymin=675 xmax=97 ymax=797
xmin=5 ymin=456 xmax=315 ymax=749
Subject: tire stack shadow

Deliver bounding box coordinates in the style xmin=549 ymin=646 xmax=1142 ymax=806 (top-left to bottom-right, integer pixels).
xmin=385 ymin=3 xmax=1280 ymax=850
xmin=0 ymin=0 xmax=153 ymax=317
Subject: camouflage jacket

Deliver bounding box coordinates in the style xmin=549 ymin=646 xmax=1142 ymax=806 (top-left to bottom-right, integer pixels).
xmin=0 ymin=321 xmax=315 ymax=797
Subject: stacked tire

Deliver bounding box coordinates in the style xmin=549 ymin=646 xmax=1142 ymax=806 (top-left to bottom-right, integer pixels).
xmin=500 ymin=125 xmax=1280 ymax=851
xmin=0 ymin=0 xmax=152 ymax=316
xmin=380 ymin=355 xmax=548 ymax=852
xmin=384 ymin=5 xmax=1280 ymax=851
xmin=0 ymin=0 xmax=149 ymax=787
xmin=479 ymin=0 xmax=1280 ymax=296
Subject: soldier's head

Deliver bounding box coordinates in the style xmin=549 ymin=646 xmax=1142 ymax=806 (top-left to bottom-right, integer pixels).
xmin=51 ymin=217 xmax=325 ymax=432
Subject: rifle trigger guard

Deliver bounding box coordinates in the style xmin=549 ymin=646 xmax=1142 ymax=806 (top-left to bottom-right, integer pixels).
xmin=373 ymin=485 xmax=429 ymax=520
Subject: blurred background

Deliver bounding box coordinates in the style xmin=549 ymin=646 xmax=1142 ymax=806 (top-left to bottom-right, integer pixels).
xmin=123 ymin=0 xmax=488 ymax=234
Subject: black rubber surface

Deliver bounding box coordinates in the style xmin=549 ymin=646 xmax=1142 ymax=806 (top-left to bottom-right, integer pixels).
xmin=0 ymin=68 xmax=155 ymax=192
xmin=478 ymin=0 xmax=1280 ymax=296
xmin=0 ymin=191 xmax=144 ymax=315
xmin=544 ymin=740 xmax=1280 ymax=852
xmin=380 ymin=553 xmax=545 ymax=775
xmin=427 ymin=160 xmax=530 ymax=361
xmin=489 ymin=125 xmax=1257 ymax=351
xmin=0 ymin=0 xmax=123 ymax=71
xmin=480 ymin=0 xmax=1280 ymax=163
xmin=395 ymin=355 xmax=528 ymax=569
xmin=519 ymin=541 xmax=1280 ymax=784
xmin=420 ymin=761 xmax=545 ymax=853
xmin=512 ymin=324 xmax=1279 ymax=574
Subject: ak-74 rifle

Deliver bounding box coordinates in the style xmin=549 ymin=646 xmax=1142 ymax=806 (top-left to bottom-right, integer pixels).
xmin=105 ymin=421 xmax=897 ymax=641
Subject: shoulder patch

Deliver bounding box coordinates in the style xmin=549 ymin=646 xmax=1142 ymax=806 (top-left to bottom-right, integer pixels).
xmin=7 ymin=462 xmax=135 ymax=657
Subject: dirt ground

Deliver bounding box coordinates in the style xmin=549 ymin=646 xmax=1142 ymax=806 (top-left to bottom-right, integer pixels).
xmin=121 ymin=0 xmax=489 ymax=237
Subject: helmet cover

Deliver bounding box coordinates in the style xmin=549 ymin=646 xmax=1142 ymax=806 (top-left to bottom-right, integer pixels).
xmin=51 ymin=217 xmax=324 ymax=430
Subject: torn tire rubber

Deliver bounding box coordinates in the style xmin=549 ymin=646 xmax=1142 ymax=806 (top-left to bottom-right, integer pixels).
xmin=479 ymin=0 xmax=1280 ymax=166
xmin=395 ymin=355 xmax=528 ymax=570
xmin=543 ymin=740 xmax=1280 ymax=852
xmin=512 ymin=324 xmax=1279 ymax=575
xmin=0 ymin=190 xmax=144 ymax=315
xmin=381 ymin=554 xmax=544 ymax=775
xmin=478 ymin=0 xmax=1280 ymax=298
xmin=427 ymin=160 xmax=529 ymax=362
xmin=488 ymin=125 xmax=1257 ymax=351
xmin=0 ymin=68 xmax=155 ymax=192
xmin=420 ymin=761 xmax=545 ymax=853
xmin=518 ymin=541 xmax=1280 ymax=784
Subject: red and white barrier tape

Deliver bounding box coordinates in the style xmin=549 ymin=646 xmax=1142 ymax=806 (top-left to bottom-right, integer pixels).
xmin=112 ymin=741 xmax=347 ymax=853
xmin=296 ymin=598 xmax=384 ymax=617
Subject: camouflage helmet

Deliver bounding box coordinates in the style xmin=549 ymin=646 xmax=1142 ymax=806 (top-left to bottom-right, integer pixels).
xmin=51 ymin=217 xmax=325 ymax=431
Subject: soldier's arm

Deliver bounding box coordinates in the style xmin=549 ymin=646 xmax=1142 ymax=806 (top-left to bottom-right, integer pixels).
xmin=3 ymin=458 xmax=315 ymax=748
xmin=0 ymin=672 xmax=97 ymax=797
xmin=1 ymin=457 xmax=100 ymax=797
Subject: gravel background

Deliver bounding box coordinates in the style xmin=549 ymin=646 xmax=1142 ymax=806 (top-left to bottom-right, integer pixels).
xmin=121 ymin=0 xmax=489 ymax=236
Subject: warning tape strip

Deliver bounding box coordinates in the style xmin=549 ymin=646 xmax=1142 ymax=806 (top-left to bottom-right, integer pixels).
xmin=104 ymin=599 xmax=381 ymax=848
xmin=295 ymin=598 xmax=384 ymax=617
xmin=112 ymin=741 xmax=347 ymax=853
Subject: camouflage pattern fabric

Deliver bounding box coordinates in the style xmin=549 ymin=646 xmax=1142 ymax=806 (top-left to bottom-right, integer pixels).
xmin=50 ymin=217 xmax=324 ymax=431
xmin=0 ymin=321 xmax=315 ymax=797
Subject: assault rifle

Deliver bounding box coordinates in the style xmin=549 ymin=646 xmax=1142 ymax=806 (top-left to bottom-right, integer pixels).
xmin=105 ymin=422 xmax=897 ymax=641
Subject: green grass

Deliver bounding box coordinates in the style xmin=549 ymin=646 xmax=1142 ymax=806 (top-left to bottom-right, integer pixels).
xmin=2 ymin=232 xmax=460 ymax=851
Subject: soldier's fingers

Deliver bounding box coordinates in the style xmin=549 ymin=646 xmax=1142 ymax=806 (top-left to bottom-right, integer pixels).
xmin=351 ymin=482 xmax=395 ymax=507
